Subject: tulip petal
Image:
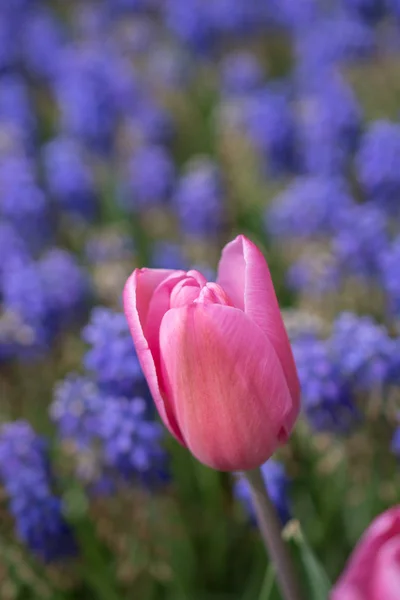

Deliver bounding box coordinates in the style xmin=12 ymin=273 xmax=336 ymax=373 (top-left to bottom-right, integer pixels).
xmin=331 ymin=507 xmax=400 ymax=600
xmin=217 ymin=235 xmax=299 ymax=419
xmin=372 ymin=539 xmax=400 ymax=600
xmin=145 ymin=271 xmax=187 ymax=376
xmin=124 ymin=268 xmax=184 ymax=442
xmin=159 ymin=303 xmax=294 ymax=471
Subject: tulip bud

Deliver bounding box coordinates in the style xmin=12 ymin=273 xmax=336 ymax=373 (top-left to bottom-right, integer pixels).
xmin=123 ymin=235 xmax=300 ymax=471
xmin=331 ymin=506 xmax=400 ymax=600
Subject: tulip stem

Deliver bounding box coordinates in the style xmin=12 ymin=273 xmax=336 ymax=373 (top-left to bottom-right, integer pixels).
xmin=243 ymin=468 xmax=303 ymax=600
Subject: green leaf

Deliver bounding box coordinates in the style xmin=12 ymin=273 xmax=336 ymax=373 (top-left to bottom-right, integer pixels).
xmin=258 ymin=563 xmax=276 ymax=600
xmin=284 ymin=521 xmax=332 ymax=600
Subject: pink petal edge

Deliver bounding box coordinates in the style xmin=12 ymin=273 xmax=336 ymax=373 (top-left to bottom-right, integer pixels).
xmin=217 ymin=234 xmax=300 ymax=424
xmin=123 ymin=268 xmax=185 ymax=443
xmin=331 ymin=507 xmax=400 ymax=600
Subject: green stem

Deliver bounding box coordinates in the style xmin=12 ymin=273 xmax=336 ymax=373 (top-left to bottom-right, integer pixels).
xmin=259 ymin=562 xmax=275 ymax=600
xmin=244 ymin=468 xmax=303 ymax=600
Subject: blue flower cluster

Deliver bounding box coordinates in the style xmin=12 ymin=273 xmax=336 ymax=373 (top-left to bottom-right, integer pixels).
xmin=332 ymin=204 xmax=389 ymax=280
xmin=243 ymin=86 xmax=297 ymax=175
xmin=51 ymin=307 xmax=165 ymax=491
xmin=120 ymin=144 xmax=175 ymax=211
xmin=0 ymin=241 xmax=90 ymax=361
xmin=297 ymin=75 xmax=362 ymax=176
xmin=292 ymin=334 xmax=358 ymax=434
xmin=256 ymin=0 xmax=400 ymax=311
xmin=380 ymin=236 xmax=400 ymax=320
xmin=292 ymin=312 xmax=400 ymax=434
xmin=267 ymin=176 xmax=354 ymax=240
xmin=173 ymin=158 xmax=224 ymax=237
xmin=51 ymin=374 xmax=165 ymax=492
xmin=82 ymin=307 xmax=145 ymax=397
xmin=0 ymin=154 xmax=48 ymax=253
xmin=356 ymin=121 xmax=400 ymax=213
xmin=329 ymin=313 xmax=395 ymax=391
xmin=43 ymin=137 xmax=98 ymax=221
xmin=0 ymin=421 xmax=76 ymax=562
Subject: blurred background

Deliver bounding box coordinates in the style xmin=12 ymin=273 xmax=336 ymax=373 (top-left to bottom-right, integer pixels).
xmin=1 ymin=0 xmax=400 ymax=598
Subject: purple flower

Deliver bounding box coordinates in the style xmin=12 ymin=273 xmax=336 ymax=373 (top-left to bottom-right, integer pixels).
xmin=343 ymin=0 xmax=385 ymax=23
xmin=0 ymin=75 xmax=35 ymax=141
xmin=38 ymin=249 xmax=91 ymax=332
xmin=295 ymin=14 xmax=375 ymax=84
xmin=332 ymin=204 xmax=389 ymax=279
xmin=244 ymin=86 xmax=297 ymax=174
xmin=106 ymin=56 xmax=141 ymax=116
xmin=43 ymin=136 xmax=98 ymax=220
xmin=388 ymin=339 xmax=400 ymax=384
xmin=165 ymin=0 xmax=267 ymax=54
xmin=163 ymin=0 xmax=214 ymax=54
xmin=122 ymin=100 xmax=174 ymax=147
xmin=54 ymin=46 xmax=117 ymax=152
xmin=72 ymin=3 xmax=108 ymax=41
xmin=106 ymin=0 xmax=158 ymax=12
xmin=266 ymin=176 xmax=354 ymax=239
xmin=273 ymin=0 xmax=319 ymax=30
xmin=287 ymin=253 xmax=341 ymax=296
xmin=356 ymin=120 xmax=400 ymax=212
xmin=151 ymin=241 xmax=188 ymax=270
xmin=51 ymin=376 xmax=166 ymax=490
xmin=99 ymin=395 xmax=165 ymax=485
xmin=292 ymin=335 xmax=358 ymax=433
xmin=0 ymin=155 xmax=49 ymax=251
xmin=82 ymin=307 xmax=145 ymax=396
xmin=173 ymin=158 xmax=223 ymax=237
xmin=0 ymin=222 xmax=30 ymax=285
xmin=329 ymin=313 xmax=394 ymax=391
xmin=121 ymin=144 xmax=175 ymax=210
xmin=235 ymin=460 xmax=291 ymax=526
xmin=380 ymin=236 xmax=400 ymax=317
xmin=297 ymin=76 xmax=362 ymax=175
xmin=1 ymin=259 xmax=49 ymax=358
xmin=0 ymin=13 xmax=18 ymax=71
xmin=50 ymin=375 xmax=103 ymax=446
xmin=1 ymin=248 xmax=89 ymax=359
xmin=21 ymin=8 xmax=65 ymax=80
xmin=0 ymin=421 xmax=76 ymax=562
xmin=206 ymin=0 xmax=267 ymax=36
xmin=388 ymin=0 xmax=400 ymax=18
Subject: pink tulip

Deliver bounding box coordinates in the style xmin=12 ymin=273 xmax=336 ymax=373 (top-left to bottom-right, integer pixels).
xmin=331 ymin=506 xmax=400 ymax=600
xmin=123 ymin=235 xmax=299 ymax=471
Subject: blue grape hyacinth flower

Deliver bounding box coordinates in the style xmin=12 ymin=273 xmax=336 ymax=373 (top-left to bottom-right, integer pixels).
xmin=0 ymin=421 xmax=76 ymax=562
xmin=82 ymin=307 xmax=145 ymax=397
xmin=329 ymin=313 xmax=394 ymax=392
xmin=266 ymin=176 xmax=354 ymax=240
xmin=173 ymin=158 xmax=223 ymax=237
xmin=43 ymin=136 xmax=98 ymax=220
xmin=51 ymin=375 xmax=166 ymax=491
xmin=356 ymin=120 xmax=400 ymax=213
xmin=292 ymin=334 xmax=359 ymax=433
xmin=379 ymin=235 xmax=400 ymax=319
